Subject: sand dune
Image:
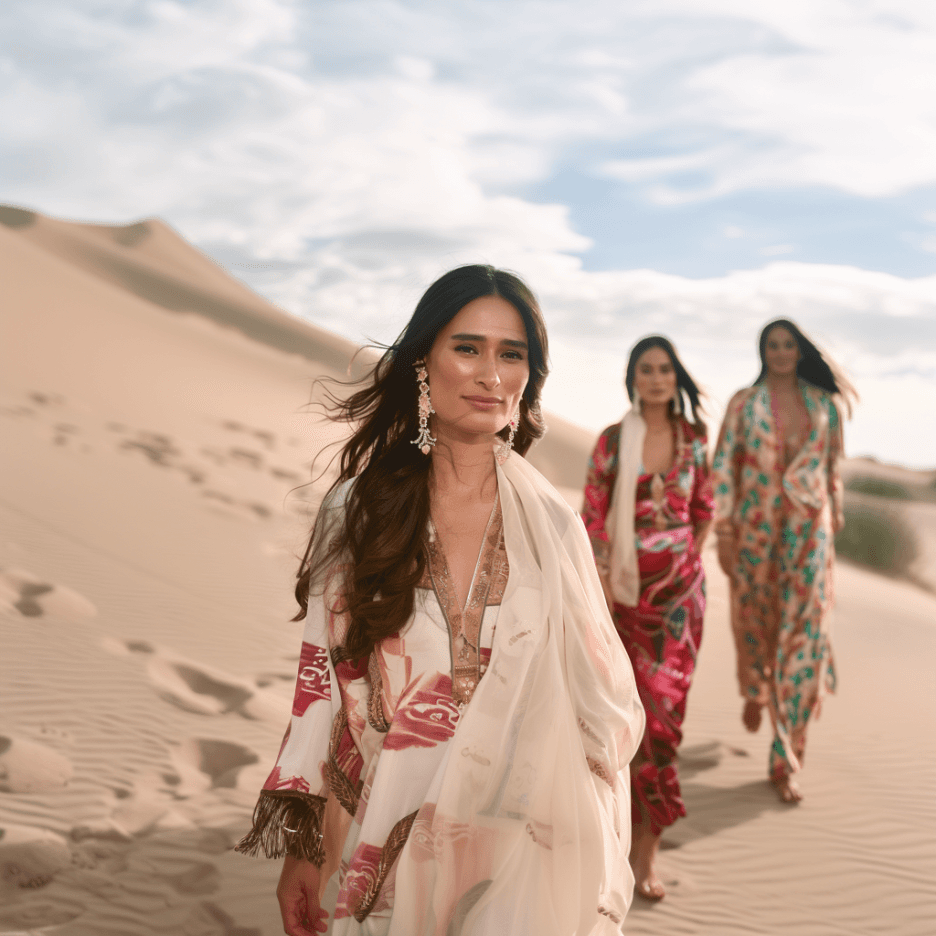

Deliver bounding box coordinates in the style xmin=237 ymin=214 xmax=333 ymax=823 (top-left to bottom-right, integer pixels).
xmin=2 ymin=206 xmax=934 ymax=935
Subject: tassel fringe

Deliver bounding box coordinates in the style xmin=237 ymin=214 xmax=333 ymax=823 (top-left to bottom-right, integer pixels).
xmin=234 ymin=789 xmax=327 ymax=867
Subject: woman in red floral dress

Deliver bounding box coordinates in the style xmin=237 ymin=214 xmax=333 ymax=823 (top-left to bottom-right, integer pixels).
xmin=582 ymin=336 xmax=714 ymax=903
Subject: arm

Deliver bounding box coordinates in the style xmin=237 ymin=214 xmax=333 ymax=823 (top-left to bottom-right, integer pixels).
xmin=236 ymin=560 xmax=365 ymax=933
xmin=711 ymin=393 xmax=745 ymax=576
xmin=581 ymin=426 xmax=619 ymax=612
xmin=689 ymin=430 xmax=715 ymax=551
xmin=828 ymin=401 xmax=845 ymax=533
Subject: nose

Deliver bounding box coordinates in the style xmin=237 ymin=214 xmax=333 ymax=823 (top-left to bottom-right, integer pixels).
xmin=475 ymin=353 xmax=501 ymax=389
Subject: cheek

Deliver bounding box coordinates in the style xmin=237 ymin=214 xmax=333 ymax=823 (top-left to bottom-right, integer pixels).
xmin=507 ymin=365 xmax=530 ymax=396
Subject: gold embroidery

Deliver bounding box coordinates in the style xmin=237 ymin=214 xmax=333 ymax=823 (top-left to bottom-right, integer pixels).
xmin=324 ymin=708 xmax=359 ymax=816
xmin=367 ymin=652 xmax=390 ymax=733
xmin=352 ymin=810 xmax=418 ymax=922
xmin=426 ymin=498 xmax=506 ymax=706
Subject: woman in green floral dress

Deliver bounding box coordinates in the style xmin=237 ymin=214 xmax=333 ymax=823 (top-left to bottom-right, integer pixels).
xmin=712 ymin=319 xmax=857 ymax=803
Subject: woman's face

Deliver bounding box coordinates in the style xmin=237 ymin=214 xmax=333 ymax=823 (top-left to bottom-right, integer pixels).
xmin=632 ymin=346 xmax=677 ymax=407
xmin=425 ymin=295 xmax=530 ymax=443
xmin=764 ymin=326 xmax=800 ymax=378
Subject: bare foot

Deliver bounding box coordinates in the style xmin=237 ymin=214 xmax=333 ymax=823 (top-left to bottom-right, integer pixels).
xmin=770 ymin=775 xmax=803 ymax=804
xmin=742 ymin=700 xmax=762 ymax=733
xmin=630 ymin=822 xmax=665 ymax=901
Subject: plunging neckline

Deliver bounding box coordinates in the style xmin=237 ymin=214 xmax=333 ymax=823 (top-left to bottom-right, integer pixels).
xmin=425 ymin=494 xmax=504 ymax=707
xmin=638 ymin=419 xmax=683 ymax=480
xmin=767 ymin=385 xmax=813 ymax=470
xmin=427 ymin=492 xmax=500 ymax=616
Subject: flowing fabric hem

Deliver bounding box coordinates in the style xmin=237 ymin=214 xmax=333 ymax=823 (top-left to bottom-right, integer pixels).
xmin=234 ymin=789 xmax=327 ymax=866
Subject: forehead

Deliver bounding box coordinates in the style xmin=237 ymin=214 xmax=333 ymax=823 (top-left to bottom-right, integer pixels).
xmin=440 ymin=295 xmax=527 ymax=339
xmin=635 ymin=346 xmax=673 ymax=367
xmin=767 ymin=326 xmax=796 ymax=344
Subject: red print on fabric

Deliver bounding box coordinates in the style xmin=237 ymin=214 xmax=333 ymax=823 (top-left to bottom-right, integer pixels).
xmin=263 ymin=764 xmax=311 ymax=793
xmin=382 ymin=675 xmax=459 ymax=751
xmin=293 ymin=642 xmax=331 ymax=716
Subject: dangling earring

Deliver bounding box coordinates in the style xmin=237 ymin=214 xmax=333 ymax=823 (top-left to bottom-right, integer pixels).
xmin=411 ymin=361 xmax=436 ymax=455
xmin=672 ymin=390 xmax=682 ymax=415
xmin=632 ymin=387 xmax=642 ymax=411
xmin=496 ymin=410 xmax=520 ymax=465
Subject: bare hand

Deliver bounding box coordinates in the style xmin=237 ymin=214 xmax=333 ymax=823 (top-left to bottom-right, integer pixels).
xmin=716 ymin=535 xmax=734 ymax=577
xmin=277 ymin=856 xmax=328 ymax=936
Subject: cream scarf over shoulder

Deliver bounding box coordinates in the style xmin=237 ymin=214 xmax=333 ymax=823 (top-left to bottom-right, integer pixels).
xmin=388 ymin=451 xmax=645 ymax=935
xmin=301 ymin=452 xmax=645 ymax=934
xmin=605 ymin=408 xmax=646 ymax=608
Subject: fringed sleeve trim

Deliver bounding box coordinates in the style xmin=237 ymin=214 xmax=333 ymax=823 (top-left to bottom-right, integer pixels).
xmin=234 ymin=789 xmax=327 ymax=866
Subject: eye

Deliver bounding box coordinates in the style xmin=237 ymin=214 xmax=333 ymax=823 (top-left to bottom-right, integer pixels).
xmin=502 ymin=349 xmax=525 ymax=361
xmin=454 ymin=344 xmax=478 ymax=354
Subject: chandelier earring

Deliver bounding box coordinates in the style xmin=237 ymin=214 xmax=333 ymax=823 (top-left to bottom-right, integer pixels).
xmin=632 ymin=387 xmax=642 ymax=411
xmin=411 ymin=361 xmax=436 ymax=455
xmin=496 ymin=409 xmax=520 ymax=465
xmin=672 ymin=389 xmax=682 ymax=415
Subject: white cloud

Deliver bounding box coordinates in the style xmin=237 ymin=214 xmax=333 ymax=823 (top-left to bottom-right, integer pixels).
xmin=1 ymin=0 xmax=935 ymax=464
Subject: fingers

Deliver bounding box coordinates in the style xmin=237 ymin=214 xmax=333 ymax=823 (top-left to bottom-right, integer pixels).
xmin=280 ymin=886 xmax=328 ymax=936
xmin=282 ymin=901 xmax=327 ymax=936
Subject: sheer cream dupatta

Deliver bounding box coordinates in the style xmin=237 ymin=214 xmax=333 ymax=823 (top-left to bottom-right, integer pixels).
xmin=389 ymin=453 xmax=645 ymax=936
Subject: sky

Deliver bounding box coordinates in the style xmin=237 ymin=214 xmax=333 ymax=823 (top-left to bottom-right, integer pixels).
xmin=2 ymin=0 xmax=935 ymax=465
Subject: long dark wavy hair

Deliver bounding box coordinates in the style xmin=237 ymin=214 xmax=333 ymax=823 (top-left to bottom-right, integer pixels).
xmin=625 ymin=335 xmax=706 ymax=432
xmin=755 ymin=318 xmax=858 ymax=417
xmin=295 ymin=264 xmax=549 ymax=662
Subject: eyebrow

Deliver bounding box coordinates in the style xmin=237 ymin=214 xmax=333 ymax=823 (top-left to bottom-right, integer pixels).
xmin=450 ymin=332 xmax=528 ymax=349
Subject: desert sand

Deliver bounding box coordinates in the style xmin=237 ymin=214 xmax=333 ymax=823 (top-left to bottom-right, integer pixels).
xmin=1 ymin=207 xmax=934 ymax=936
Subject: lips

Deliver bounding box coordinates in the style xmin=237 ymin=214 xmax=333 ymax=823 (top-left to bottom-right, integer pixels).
xmin=464 ymin=396 xmax=502 ymax=409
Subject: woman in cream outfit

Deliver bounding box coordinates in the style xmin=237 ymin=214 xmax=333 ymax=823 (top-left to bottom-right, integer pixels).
xmin=237 ymin=265 xmax=645 ymax=935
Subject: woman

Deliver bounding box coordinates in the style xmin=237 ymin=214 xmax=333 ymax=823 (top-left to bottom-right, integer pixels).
xmin=236 ymin=265 xmax=644 ymax=936
xmin=712 ymin=319 xmax=856 ymax=804
xmin=582 ymin=336 xmax=714 ymax=903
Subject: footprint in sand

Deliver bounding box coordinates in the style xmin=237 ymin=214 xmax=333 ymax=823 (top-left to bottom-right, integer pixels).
xmin=199 ymin=488 xmax=272 ymax=521
xmin=105 ymin=640 xmax=289 ymax=722
xmin=168 ymin=738 xmax=260 ymax=797
xmin=168 ymin=861 xmax=221 ymax=896
xmin=0 ymin=735 xmax=74 ymax=794
xmin=119 ymin=430 xmax=181 ymax=467
xmin=0 ymin=567 xmax=96 ymax=621
xmin=221 ymin=419 xmax=276 ymax=452
xmin=0 ymin=825 xmax=72 ymax=889
xmin=181 ymin=901 xmax=261 ymax=936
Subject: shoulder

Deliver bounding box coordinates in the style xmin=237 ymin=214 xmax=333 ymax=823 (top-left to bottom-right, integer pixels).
xmin=802 ymin=384 xmax=839 ymax=424
xmin=728 ymin=386 xmax=759 ymax=412
xmin=594 ymin=422 xmax=620 ymax=450
xmin=509 ymin=454 xmax=579 ymax=530
xmin=319 ymin=477 xmax=357 ymax=514
xmin=680 ymin=417 xmax=708 ymax=446
xmin=586 ymin=423 xmax=621 ymax=469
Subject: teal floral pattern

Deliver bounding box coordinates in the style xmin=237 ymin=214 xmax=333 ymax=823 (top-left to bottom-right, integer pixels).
xmin=712 ymin=382 xmax=844 ymax=778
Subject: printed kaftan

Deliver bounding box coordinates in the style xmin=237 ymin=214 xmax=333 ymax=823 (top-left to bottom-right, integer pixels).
xmin=582 ymin=418 xmax=714 ymax=835
xmin=712 ymin=382 xmax=843 ymax=778
xmin=237 ymin=453 xmax=645 ymax=936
